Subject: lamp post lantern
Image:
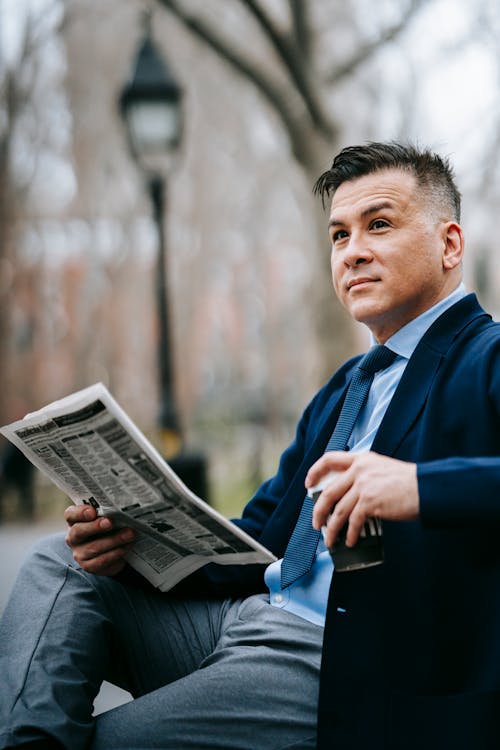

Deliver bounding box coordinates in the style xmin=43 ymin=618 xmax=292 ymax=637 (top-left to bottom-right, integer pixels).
xmin=119 ymin=16 xmax=183 ymax=176
xmin=119 ymin=16 xmax=183 ymax=460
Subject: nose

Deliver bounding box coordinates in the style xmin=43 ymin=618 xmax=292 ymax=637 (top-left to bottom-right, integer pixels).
xmin=342 ymin=232 xmax=373 ymax=267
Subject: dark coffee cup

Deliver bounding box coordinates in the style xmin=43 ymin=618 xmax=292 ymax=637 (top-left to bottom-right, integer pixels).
xmin=308 ymin=471 xmax=384 ymax=572
xmin=330 ymin=518 xmax=384 ymax=572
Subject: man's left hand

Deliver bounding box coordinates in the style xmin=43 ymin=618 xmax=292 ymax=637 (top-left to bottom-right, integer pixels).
xmin=307 ymin=451 xmax=419 ymax=548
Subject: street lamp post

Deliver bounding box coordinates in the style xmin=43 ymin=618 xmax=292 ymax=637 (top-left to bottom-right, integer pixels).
xmin=149 ymin=173 xmax=181 ymax=458
xmin=119 ymin=16 xmax=208 ymax=498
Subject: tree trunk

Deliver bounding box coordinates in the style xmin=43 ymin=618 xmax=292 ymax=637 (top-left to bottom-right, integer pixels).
xmin=0 ymin=140 xmax=12 ymax=427
xmin=297 ymin=131 xmax=360 ymax=386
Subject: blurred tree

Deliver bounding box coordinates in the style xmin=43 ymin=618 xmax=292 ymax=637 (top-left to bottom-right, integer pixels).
xmin=3 ymin=0 xmax=499 ymax=509
xmin=154 ymin=0 xmax=430 ymax=377
xmin=463 ymin=3 xmax=500 ymax=319
xmin=0 ymin=0 xmax=66 ymax=425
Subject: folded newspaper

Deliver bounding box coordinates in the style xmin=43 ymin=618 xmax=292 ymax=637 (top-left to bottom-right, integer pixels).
xmin=0 ymin=383 xmax=276 ymax=591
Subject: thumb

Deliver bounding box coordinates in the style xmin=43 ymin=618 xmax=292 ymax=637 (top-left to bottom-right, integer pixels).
xmin=305 ymin=450 xmax=355 ymax=489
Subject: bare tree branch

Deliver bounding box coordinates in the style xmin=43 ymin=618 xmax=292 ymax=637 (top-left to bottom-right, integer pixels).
xmin=288 ymin=0 xmax=311 ymax=57
xmin=240 ymin=0 xmax=332 ymax=135
xmin=327 ymin=0 xmax=428 ymax=84
xmin=156 ymin=0 xmax=334 ymax=142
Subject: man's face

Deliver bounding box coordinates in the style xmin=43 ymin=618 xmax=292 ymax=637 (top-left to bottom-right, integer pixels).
xmin=328 ymin=168 xmax=461 ymax=343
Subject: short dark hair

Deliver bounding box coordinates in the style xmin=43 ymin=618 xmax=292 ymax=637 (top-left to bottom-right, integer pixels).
xmin=313 ymin=141 xmax=461 ymax=222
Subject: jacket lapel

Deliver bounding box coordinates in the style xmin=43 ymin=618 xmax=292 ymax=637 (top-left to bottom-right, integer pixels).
xmin=372 ymin=294 xmax=489 ymax=456
xmin=371 ymin=341 xmax=442 ymax=456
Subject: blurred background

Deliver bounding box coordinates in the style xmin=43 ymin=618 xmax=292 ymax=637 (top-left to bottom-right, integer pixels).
xmin=0 ymin=0 xmax=500 ymax=710
xmin=1 ymin=0 xmax=500 ymax=707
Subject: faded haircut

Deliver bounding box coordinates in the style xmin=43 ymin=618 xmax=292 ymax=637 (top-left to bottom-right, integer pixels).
xmin=313 ymin=141 xmax=461 ymax=222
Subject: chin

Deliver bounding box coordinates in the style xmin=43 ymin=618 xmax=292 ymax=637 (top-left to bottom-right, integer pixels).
xmin=348 ymin=301 xmax=385 ymax=325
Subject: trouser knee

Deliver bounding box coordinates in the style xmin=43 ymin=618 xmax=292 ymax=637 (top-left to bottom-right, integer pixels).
xmin=29 ymin=530 xmax=73 ymax=567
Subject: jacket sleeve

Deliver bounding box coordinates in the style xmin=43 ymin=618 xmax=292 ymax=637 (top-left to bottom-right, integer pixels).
xmin=418 ymin=457 xmax=500 ymax=527
xmin=418 ymin=333 xmax=500 ymax=527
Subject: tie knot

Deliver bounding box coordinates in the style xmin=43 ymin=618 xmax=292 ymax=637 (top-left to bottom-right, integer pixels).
xmin=358 ymin=345 xmax=397 ymax=375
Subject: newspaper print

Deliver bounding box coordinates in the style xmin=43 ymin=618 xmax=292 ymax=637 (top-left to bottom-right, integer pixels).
xmin=0 ymin=384 xmax=275 ymax=591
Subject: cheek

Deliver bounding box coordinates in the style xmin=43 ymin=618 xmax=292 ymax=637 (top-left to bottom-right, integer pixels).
xmin=331 ymin=255 xmax=343 ymax=294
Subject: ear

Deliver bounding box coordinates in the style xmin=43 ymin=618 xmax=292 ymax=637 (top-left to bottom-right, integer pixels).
xmin=442 ymin=222 xmax=464 ymax=270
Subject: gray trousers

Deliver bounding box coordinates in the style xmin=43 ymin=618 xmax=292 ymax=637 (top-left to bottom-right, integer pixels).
xmin=0 ymin=533 xmax=323 ymax=750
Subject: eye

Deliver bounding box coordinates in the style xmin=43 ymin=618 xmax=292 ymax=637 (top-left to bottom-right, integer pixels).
xmin=331 ymin=229 xmax=348 ymax=244
xmin=370 ymin=219 xmax=389 ymax=230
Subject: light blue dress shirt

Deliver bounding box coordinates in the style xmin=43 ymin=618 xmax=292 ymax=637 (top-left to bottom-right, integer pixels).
xmin=265 ymin=283 xmax=467 ymax=627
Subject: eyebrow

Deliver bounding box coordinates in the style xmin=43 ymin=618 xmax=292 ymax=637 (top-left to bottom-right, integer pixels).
xmin=328 ymin=201 xmax=396 ymax=229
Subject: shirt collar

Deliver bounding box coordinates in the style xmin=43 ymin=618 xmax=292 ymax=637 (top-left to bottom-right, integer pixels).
xmin=369 ymin=283 xmax=467 ymax=361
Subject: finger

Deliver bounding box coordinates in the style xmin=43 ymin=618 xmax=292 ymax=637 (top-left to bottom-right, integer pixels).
xmin=323 ymin=487 xmax=358 ymax=548
xmin=73 ymin=543 xmax=134 ymax=576
xmin=305 ymin=451 xmax=354 ymax=489
xmin=64 ymin=504 xmax=97 ymax=526
xmin=312 ymin=468 xmax=354 ymax=530
xmin=344 ymin=504 xmax=368 ymax=548
xmin=66 ymin=524 xmax=134 ymax=558
xmin=65 ymin=515 xmax=115 ymax=547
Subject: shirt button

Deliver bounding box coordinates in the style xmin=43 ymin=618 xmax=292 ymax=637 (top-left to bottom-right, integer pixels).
xmin=274 ymin=594 xmax=284 ymax=603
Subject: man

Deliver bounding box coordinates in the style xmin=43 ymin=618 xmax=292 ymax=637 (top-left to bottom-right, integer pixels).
xmin=2 ymin=142 xmax=500 ymax=750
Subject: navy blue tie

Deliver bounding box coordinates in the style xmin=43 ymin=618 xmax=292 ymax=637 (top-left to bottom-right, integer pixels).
xmin=280 ymin=345 xmax=397 ymax=588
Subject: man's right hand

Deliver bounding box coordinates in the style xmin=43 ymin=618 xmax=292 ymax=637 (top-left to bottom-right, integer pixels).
xmin=64 ymin=504 xmax=135 ymax=577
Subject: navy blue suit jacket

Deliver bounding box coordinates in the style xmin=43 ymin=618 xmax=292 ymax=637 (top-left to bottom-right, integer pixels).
xmin=188 ymin=293 xmax=500 ymax=749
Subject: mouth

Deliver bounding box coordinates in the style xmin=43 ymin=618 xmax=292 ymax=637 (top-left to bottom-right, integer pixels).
xmin=346 ymin=277 xmax=378 ymax=291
